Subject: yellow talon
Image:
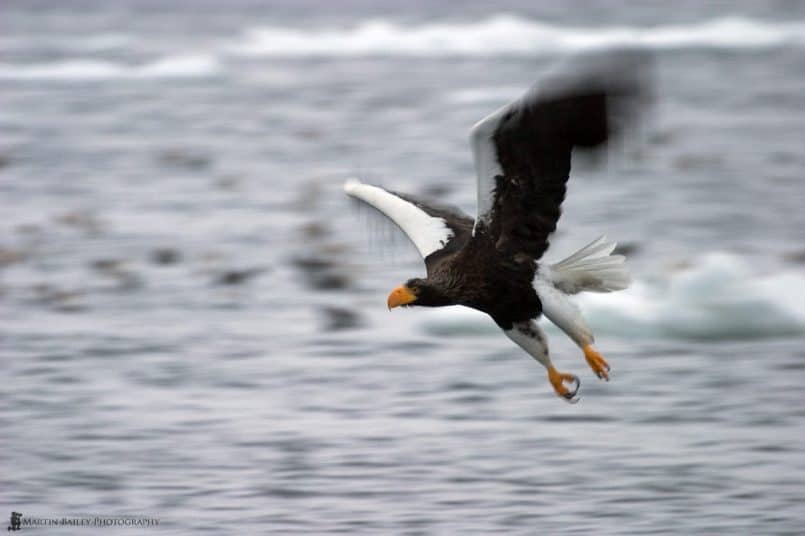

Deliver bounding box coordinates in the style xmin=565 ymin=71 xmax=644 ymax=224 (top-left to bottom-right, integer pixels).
xmin=548 ymin=367 xmax=580 ymax=401
xmin=583 ymin=345 xmax=610 ymax=381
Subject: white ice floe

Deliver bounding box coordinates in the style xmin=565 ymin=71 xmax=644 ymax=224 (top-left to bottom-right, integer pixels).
xmin=420 ymin=253 xmax=805 ymax=341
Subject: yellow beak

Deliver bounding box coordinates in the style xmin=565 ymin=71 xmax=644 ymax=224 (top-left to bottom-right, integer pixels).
xmin=387 ymin=285 xmax=417 ymax=309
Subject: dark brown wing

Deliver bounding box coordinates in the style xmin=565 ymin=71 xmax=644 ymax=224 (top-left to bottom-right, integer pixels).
xmin=470 ymin=50 xmax=651 ymax=260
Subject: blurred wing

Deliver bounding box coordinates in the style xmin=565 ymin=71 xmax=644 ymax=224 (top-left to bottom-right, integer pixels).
xmin=344 ymin=179 xmax=472 ymax=268
xmin=468 ymin=49 xmax=650 ymax=260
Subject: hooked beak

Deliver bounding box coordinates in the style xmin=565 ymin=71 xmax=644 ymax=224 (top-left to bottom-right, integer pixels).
xmin=387 ymin=285 xmax=417 ymax=309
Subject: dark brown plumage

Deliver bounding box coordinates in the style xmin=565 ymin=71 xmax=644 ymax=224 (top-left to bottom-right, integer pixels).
xmin=414 ymin=225 xmax=541 ymax=329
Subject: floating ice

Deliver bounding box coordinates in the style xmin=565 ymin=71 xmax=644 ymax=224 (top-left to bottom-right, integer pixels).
xmin=420 ymin=254 xmax=805 ymax=341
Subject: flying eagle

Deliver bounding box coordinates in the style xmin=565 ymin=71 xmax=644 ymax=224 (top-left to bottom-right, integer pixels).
xmin=345 ymin=51 xmax=649 ymax=401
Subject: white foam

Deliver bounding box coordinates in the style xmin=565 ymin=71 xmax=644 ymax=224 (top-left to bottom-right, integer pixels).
xmin=226 ymin=15 xmax=805 ymax=57
xmin=0 ymin=33 xmax=132 ymax=53
xmin=419 ymin=253 xmax=805 ymax=341
xmin=0 ymin=54 xmax=220 ymax=81
xmin=136 ymin=54 xmax=221 ymax=78
xmin=0 ymin=60 xmax=123 ymax=80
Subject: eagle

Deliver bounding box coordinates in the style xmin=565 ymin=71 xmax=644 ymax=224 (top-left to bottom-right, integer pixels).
xmin=344 ymin=51 xmax=650 ymax=402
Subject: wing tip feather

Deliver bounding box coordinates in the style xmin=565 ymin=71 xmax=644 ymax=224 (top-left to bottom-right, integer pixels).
xmin=343 ymin=177 xmax=363 ymax=195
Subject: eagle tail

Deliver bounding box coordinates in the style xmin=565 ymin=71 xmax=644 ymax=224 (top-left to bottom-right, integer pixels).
xmin=547 ymin=235 xmax=630 ymax=294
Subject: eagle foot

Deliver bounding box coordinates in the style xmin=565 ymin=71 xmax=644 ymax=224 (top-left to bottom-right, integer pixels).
xmin=548 ymin=367 xmax=580 ymax=403
xmin=583 ymin=345 xmax=610 ymax=381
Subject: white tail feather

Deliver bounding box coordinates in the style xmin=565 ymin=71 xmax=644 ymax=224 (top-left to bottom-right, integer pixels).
xmin=545 ymin=235 xmax=631 ymax=294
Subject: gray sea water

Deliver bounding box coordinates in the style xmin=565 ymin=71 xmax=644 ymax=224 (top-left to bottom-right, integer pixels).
xmin=2 ymin=1 xmax=805 ymax=534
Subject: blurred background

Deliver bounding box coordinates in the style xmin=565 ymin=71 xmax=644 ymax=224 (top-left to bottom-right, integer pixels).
xmin=2 ymin=1 xmax=805 ymax=533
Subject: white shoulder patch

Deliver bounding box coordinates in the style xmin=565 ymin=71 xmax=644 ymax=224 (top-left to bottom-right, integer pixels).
xmin=344 ymin=178 xmax=454 ymax=258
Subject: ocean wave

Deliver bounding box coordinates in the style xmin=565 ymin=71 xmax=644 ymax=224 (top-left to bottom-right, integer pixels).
xmin=420 ymin=253 xmax=805 ymax=341
xmin=0 ymin=54 xmax=220 ymax=81
xmin=226 ymin=15 xmax=805 ymax=57
xmin=1 ymin=33 xmax=132 ymax=52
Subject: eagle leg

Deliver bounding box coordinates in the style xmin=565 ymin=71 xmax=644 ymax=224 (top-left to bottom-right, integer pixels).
xmin=502 ymin=319 xmax=581 ymax=403
xmin=583 ymin=345 xmax=610 ymax=381
xmin=548 ymin=367 xmax=580 ymax=402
